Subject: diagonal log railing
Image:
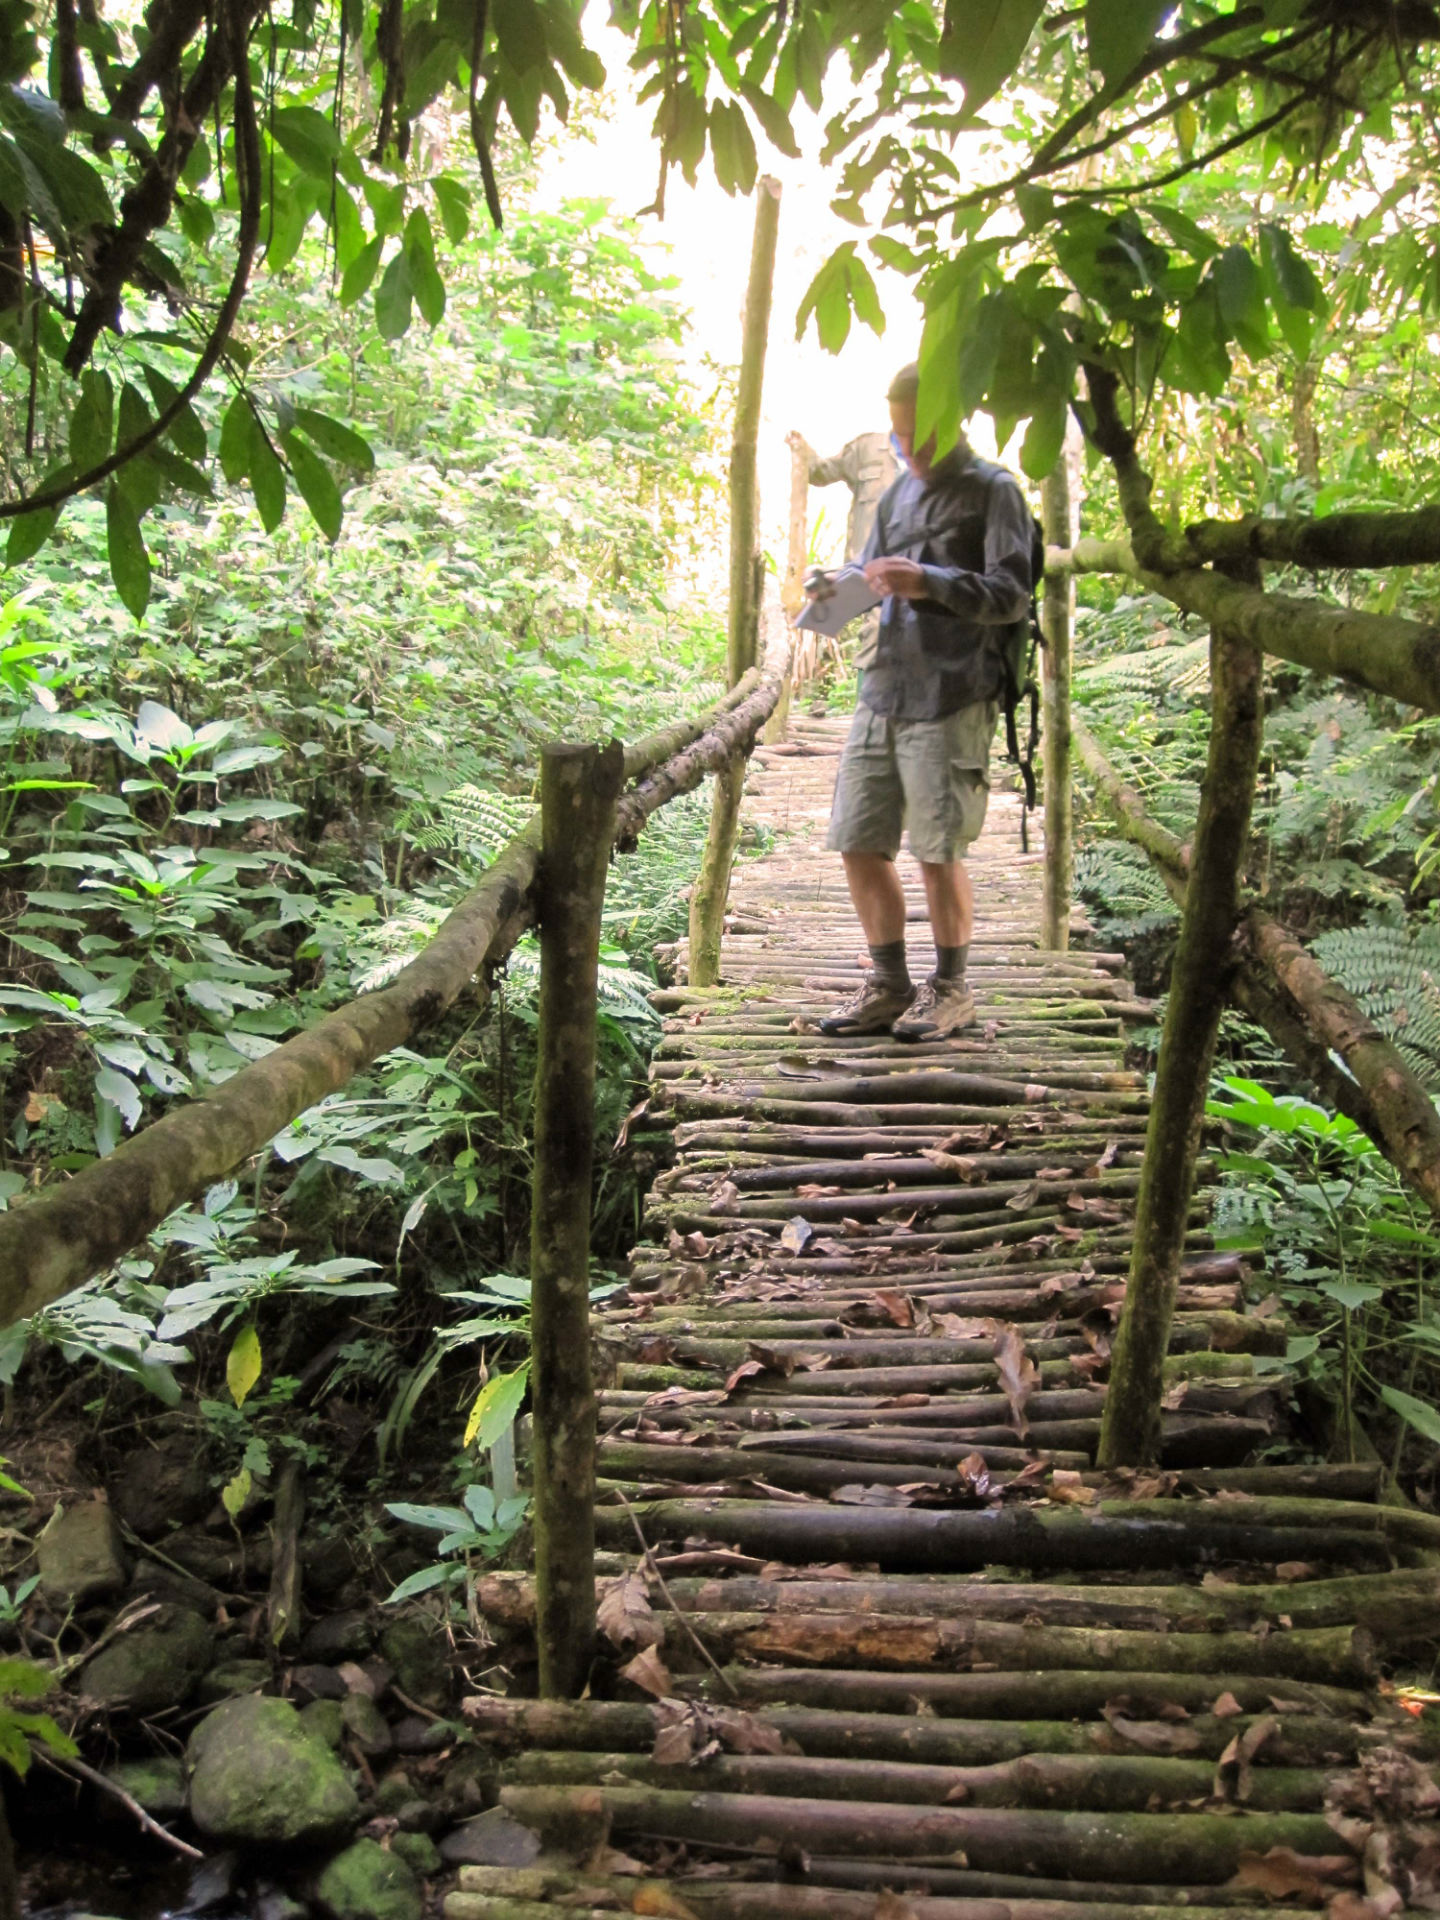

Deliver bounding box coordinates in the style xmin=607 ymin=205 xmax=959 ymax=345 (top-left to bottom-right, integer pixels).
xmin=0 ymin=641 xmax=790 ymax=1326
xmin=1072 ymin=717 xmax=1440 ymax=1210
xmin=1047 ymin=367 xmax=1440 ymax=1460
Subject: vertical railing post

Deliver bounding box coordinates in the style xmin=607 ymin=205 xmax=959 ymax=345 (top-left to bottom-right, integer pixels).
xmin=689 ymin=176 xmax=781 ymax=987
xmin=1040 ymin=445 xmax=1078 ymax=950
xmin=530 ymin=738 xmax=624 ymax=1698
xmin=1097 ymin=601 xmax=1263 ymax=1467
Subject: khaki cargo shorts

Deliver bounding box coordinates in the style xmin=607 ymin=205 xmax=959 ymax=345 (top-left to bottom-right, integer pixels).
xmin=826 ymin=700 xmax=999 ymax=865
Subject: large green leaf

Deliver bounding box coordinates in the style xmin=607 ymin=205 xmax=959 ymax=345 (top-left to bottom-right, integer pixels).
xmin=270 ymin=105 xmax=340 ymax=179
xmin=248 ymin=427 xmax=286 ymax=533
xmin=937 ymin=0 xmax=1045 ymax=115
xmin=492 ymin=0 xmax=549 ymax=72
xmin=218 ymin=394 xmax=256 ymax=485
xmin=1380 ymin=1385 xmax=1440 ymax=1448
xmin=709 ymin=99 xmax=758 ymax=197
xmin=104 ymin=487 xmax=150 ymax=621
xmin=283 ymin=435 xmax=343 ymax=542
xmin=375 ymin=249 xmax=414 ymax=340
xmin=141 ymin=366 xmax=207 ymax=464
xmin=340 ymin=234 xmax=385 ymax=308
xmin=404 ymin=208 xmax=446 ymax=326
xmin=293 ymin=408 xmax=374 ymax=475
xmin=1214 ymin=244 xmax=1270 ymax=359
xmin=1085 ymin=0 xmax=1168 ymax=86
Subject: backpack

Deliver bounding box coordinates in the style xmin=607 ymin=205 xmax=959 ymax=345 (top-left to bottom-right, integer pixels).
xmin=985 ymin=473 xmax=1047 ymax=851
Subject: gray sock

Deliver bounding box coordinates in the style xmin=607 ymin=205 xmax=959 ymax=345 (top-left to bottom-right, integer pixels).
xmin=869 ymin=940 xmax=911 ymax=992
xmin=935 ymin=944 xmax=968 ymax=983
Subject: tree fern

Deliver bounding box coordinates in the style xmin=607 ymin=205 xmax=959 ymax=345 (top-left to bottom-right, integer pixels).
xmin=1309 ymin=919 xmax=1440 ymax=1084
xmin=1074 ymin=842 xmax=1179 ymax=940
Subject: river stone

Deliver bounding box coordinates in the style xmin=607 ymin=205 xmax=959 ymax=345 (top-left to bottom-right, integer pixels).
xmin=301 ymin=1611 xmax=374 ymax=1662
xmin=438 ymin=1808 xmax=542 ymax=1868
xmin=111 ymin=1433 xmax=212 ymax=1539
xmin=378 ymin=1618 xmax=449 ymax=1708
xmin=37 ymin=1501 xmax=128 ymax=1604
xmin=388 ymin=1833 xmax=440 ymax=1878
xmin=315 ymin=1839 xmax=421 ymax=1920
xmin=395 ymin=1798 xmax=441 ymax=1835
xmin=198 ymin=1656 xmax=273 ymax=1704
xmin=301 ymin=1699 xmax=346 ymax=1748
xmin=81 ymin=1605 xmax=212 ymax=1713
xmin=105 ymin=1756 xmax=187 ymax=1817
xmin=388 ymin=1713 xmax=447 ymax=1755
xmin=340 ymin=1693 xmax=391 ymax=1755
xmin=371 ymin=1771 xmax=414 ymax=1815
xmin=188 ymin=1694 xmax=359 ymax=1847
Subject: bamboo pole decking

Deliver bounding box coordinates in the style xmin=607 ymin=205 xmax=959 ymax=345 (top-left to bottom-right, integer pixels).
xmin=447 ymin=722 xmax=1440 ymax=1920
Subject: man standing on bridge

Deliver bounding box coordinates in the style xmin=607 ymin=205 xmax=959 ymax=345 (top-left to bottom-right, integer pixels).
xmin=815 ymin=363 xmax=1035 ymax=1042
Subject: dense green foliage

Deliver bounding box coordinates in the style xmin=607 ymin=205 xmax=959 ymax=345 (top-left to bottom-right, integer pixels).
xmin=0 ymin=183 xmax=730 ymax=1448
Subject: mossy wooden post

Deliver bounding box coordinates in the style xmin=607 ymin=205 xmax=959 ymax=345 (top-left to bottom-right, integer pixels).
xmin=1039 ymin=451 xmax=1076 ymax=950
xmin=1098 ymin=605 xmax=1264 ymax=1467
xmin=689 ymin=175 xmax=781 ymax=987
xmin=531 ymin=738 xmax=624 ymax=1697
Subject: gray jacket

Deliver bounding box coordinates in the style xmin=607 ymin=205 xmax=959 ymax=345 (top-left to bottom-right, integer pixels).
xmin=858 ymin=449 xmax=1033 ymax=721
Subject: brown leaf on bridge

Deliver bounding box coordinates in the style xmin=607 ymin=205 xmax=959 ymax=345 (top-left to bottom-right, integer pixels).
xmin=988 ymin=1321 xmax=1039 ymax=1436
xmin=598 ymin=1573 xmax=660 ymax=1650
xmin=1229 ymin=1848 xmax=1358 ymax=1901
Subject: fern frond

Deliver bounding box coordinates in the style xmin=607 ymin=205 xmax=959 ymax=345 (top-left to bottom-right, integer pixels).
xmin=1309 ymin=920 xmax=1440 ymax=1085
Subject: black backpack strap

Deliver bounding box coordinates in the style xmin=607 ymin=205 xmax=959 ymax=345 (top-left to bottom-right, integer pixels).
xmin=981 ymin=467 xmax=1044 ymax=848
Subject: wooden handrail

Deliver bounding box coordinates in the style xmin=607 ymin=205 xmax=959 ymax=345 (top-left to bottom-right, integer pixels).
xmin=0 ymin=653 xmax=791 ymax=1324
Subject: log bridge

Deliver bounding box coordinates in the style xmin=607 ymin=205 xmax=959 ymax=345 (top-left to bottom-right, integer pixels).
xmin=453 ymin=720 xmax=1440 ymax=1920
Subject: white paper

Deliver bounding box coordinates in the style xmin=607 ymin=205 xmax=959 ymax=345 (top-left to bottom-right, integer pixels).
xmin=795 ymin=563 xmax=881 ymax=638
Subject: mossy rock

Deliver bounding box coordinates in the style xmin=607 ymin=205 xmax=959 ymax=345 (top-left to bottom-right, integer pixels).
xmin=388 ymin=1833 xmax=440 ymax=1879
xmin=378 ymin=1617 xmax=449 ymax=1709
xmin=105 ymin=1757 xmax=187 ymax=1817
xmin=82 ymin=1606 xmax=213 ymax=1713
xmin=198 ymin=1656 xmax=273 ymax=1705
xmin=188 ymin=1694 xmax=359 ymax=1847
xmin=315 ymin=1839 xmax=421 ymax=1920
xmin=301 ymin=1699 xmax=346 ymax=1749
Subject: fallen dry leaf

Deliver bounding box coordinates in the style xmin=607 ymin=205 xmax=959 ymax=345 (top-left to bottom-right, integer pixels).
xmin=1275 ymin=1560 xmax=1315 ymax=1582
xmin=988 ymin=1321 xmax=1039 ymax=1437
xmin=598 ymin=1573 xmax=660 ymax=1650
xmin=1048 ymin=1469 xmax=1098 ymax=1507
xmin=632 ymin=1885 xmax=702 ymax=1920
xmin=873 ymin=1893 xmax=921 ymax=1920
xmin=779 ymin=1216 xmax=814 ymax=1255
xmin=620 ymin=1643 xmax=674 ymax=1699
xmin=1005 ymin=1180 xmax=1041 ymax=1212
xmin=1229 ymin=1849 xmax=1357 ymax=1901
xmin=1104 ymin=1712 xmax=1203 ymax=1755
xmin=869 ymin=1289 xmax=915 ymax=1328
xmin=1212 ymin=1692 xmax=1244 ymax=1718
xmin=707 ymin=1706 xmax=801 ymax=1756
xmin=651 ymin=1701 xmax=698 ymax=1765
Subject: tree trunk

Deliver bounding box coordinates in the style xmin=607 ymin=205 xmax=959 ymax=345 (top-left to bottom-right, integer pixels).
xmin=1098 ymin=612 xmax=1264 ymax=1468
xmin=531 ymin=739 xmax=625 ymax=1698
xmin=1040 ymin=451 xmax=1077 ymax=949
xmin=690 ymin=177 xmax=781 ymax=987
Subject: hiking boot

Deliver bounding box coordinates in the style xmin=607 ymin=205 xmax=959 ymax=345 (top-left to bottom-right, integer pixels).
xmin=818 ymin=976 xmax=916 ymax=1036
xmin=893 ymin=976 xmax=977 ymax=1042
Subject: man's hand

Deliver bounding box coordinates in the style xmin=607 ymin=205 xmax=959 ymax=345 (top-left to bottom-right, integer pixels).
xmin=863 ymin=556 xmax=928 ymax=600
